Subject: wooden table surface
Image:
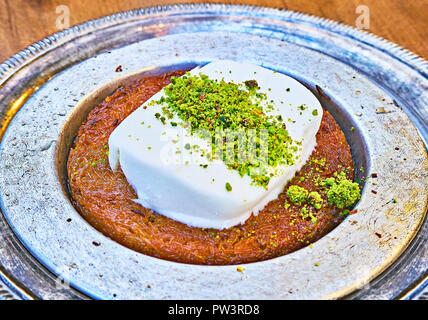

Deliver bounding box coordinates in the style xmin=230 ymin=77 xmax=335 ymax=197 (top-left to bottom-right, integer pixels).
xmin=0 ymin=0 xmax=427 ymax=63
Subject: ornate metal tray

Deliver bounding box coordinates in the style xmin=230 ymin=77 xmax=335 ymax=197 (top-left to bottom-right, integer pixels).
xmin=0 ymin=4 xmax=426 ymax=300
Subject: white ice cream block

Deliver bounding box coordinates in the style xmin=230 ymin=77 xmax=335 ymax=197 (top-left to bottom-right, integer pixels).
xmin=109 ymin=60 xmax=322 ymax=229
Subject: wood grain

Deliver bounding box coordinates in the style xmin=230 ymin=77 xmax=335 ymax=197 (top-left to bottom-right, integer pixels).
xmin=0 ymin=0 xmax=427 ymax=63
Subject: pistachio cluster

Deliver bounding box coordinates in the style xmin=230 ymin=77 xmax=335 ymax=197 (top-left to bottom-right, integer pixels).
xmin=327 ymin=178 xmax=361 ymax=209
xmin=287 ymin=185 xmax=323 ymax=209
xmin=286 ymin=171 xmax=360 ymax=211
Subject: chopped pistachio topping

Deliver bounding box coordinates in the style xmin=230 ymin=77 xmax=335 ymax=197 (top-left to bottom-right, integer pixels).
xmin=150 ymin=73 xmax=299 ymax=188
xmin=287 ymin=185 xmax=308 ymax=206
xmin=308 ymin=191 xmax=323 ymax=210
xmin=324 ymin=177 xmax=335 ymax=186
xmin=283 ymin=168 xmax=361 ymax=226
xmin=225 ymin=182 xmax=232 ymax=192
xmin=327 ymin=179 xmax=361 ymax=209
xmin=340 ymin=209 xmax=350 ymax=216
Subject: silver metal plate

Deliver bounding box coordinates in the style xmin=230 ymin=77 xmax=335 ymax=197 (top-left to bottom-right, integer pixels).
xmin=0 ymin=4 xmax=426 ymax=300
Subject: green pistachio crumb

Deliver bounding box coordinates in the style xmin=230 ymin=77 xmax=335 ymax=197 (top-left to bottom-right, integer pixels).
xmin=225 ymin=182 xmax=232 ymax=192
xmin=287 ymin=185 xmax=308 ymax=206
xmin=308 ymin=191 xmax=323 ymax=210
xmin=327 ymin=179 xmax=361 ymax=209
xmin=324 ymin=177 xmax=336 ymax=186
xmin=340 ymin=209 xmax=350 ymax=216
